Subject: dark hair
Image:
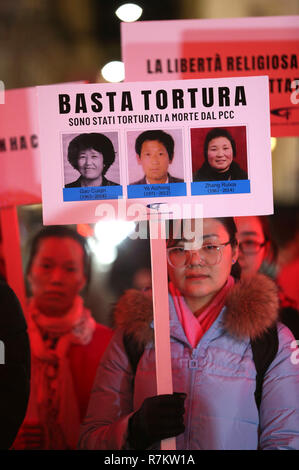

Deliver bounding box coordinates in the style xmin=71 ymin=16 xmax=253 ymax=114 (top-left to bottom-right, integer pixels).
xmin=67 ymin=133 xmax=115 ymax=175
xmin=204 ymin=128 xmax=236 ymax=161
xmin=257 ymin=216 xmax=278 ymax=278
xmin=26 ymin=225 xmax=91 ymax=288
xmin=257 ymin=216 xmax=272 ymax=245
xmin=166 ymin=217 xmax=237 ymax=248
xmin=135 ymin=130 xmax=175 ymax=162
xmin=216 ymin=217 xmax=240 ymax=279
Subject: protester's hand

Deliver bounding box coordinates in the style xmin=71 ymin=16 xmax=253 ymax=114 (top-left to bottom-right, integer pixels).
xmin=128 ymin=392 xmax=186 ymax=449
xmin=13 ymin=422 xmax=45 ymax=450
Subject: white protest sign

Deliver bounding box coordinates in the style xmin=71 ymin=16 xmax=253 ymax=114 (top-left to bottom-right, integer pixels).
xmin=37 ymin=76 xmax=273 ymax=225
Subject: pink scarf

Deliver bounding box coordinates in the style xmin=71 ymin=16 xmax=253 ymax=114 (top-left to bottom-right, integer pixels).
xmin=26 ymin=296 xmax=96 ymax=449
xmin=169 ymin=276 xmax=235 ymax=348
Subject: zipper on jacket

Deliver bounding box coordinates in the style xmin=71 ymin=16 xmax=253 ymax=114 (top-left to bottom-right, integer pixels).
xmin=186 ymin=348 xmax=200 ymax=450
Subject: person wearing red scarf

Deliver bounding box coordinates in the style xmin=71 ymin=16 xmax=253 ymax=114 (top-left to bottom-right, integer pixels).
xmin=13 ymin=226 xmax=113 ymax=450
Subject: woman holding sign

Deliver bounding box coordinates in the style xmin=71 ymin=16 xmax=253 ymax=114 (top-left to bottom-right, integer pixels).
xmin=65 ymin=133 xmax=119 ymax=188
xmin=193 ymin=128 xmax=248 ymax=182
xmin=79 ymin=217 xmax=299 ymax=450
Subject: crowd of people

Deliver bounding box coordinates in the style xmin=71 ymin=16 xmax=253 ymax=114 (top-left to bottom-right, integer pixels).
xmin=0 ymin=215 xmax=298 ymax=450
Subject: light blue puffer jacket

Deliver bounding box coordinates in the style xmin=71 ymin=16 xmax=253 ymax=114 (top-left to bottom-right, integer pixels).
xmin=79 ymin=275 xmax=299 ymax=450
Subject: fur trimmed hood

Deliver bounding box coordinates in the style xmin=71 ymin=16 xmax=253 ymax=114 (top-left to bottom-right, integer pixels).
xmin=114 ymin=274 xmax=279 ymax=348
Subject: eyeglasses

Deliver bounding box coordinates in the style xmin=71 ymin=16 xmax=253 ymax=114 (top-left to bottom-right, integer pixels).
xmin=167 ymin=240 xmax=232 ymax=268
xmin=238 ymin=240 xmax=266 ymax=255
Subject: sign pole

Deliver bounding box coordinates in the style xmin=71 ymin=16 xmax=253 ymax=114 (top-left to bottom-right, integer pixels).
xmin=149 ymin=217 xmax=176 ymax=451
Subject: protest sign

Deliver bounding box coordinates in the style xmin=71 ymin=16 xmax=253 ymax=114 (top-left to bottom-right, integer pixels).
xmin=37 ymin=75 xmax=273 ymax=225
xmin=121 ymin=16 xmax=299 ymax=137
xmin=0 ymin=87 xmax=41 ymax=207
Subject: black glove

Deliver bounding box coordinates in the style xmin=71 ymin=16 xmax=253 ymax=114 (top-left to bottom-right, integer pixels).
xmin=128 ymin=392 xmax=186 ymax=450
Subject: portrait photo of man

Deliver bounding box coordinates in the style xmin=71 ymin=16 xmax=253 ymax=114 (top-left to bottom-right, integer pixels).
xmin=129 ymin=129 xmax=184 ymax=185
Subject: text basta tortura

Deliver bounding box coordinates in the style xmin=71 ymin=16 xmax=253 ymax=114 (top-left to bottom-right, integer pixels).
xmin=59 ymin=86 xmax=247 ymax=115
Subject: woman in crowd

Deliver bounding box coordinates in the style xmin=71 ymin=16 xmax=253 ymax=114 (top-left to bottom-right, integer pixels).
xmin=193 ymin=128 xmax=248 ymax=182
xmin=79 ymin=217 xmax=299 ymax=450
xmin=235 ymin=215 xmax=299 ymax=339
xmin=14 ymin=226 xmax=113 ymax=449
xmin=65 ymin=132 xmax=119 ymax=188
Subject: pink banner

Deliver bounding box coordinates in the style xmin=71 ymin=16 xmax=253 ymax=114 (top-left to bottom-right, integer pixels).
xmin=0 ymin=87 xmax=41 ymax=207
xmin=121 ymin=16 xmax=299 ymax=137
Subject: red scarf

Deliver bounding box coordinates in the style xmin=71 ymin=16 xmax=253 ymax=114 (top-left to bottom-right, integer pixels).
xmin=169 ymin=276 xmax=235 ymax=347
xmin=25 ymin=296 xmax=96 ymax=449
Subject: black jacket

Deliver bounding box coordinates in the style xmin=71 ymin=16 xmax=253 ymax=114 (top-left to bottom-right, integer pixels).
xmin=65 ymin=175 xmax=119 ymax=187
xmin=278 ymin=291 xmax=299 ymax=340
xmin=193 ymin=160 xmax=248 ymax=182
xmin=0 ymin=281 xmax=30 ymax=449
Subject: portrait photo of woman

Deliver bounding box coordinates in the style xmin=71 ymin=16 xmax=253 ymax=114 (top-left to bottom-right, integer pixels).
xmin=64 ymin=132 xmax=120 ymax=188
xmin=192 ymin=127 xmax=248 ymax=182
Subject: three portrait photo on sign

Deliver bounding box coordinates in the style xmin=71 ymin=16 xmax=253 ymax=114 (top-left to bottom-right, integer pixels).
xmin=62 ymin=126 xmax=249 ymax=198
